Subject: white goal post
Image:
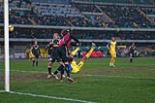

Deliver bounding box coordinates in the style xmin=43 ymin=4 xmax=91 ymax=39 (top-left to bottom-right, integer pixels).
xmin=4 ymin=0 xmax=10 ymax=92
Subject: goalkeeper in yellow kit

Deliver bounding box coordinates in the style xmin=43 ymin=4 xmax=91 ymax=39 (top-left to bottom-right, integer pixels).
xmin=107 ymin=37 xmax=117 ymax=67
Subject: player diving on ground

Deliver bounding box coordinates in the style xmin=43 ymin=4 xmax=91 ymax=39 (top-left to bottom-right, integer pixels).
xmin=70 ymin=43 xmax=96 ymax=73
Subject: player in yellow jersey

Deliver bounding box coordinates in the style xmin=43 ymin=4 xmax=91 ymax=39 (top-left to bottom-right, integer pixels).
xmin=70 ymin=43 xmax=96 ymax=73
xmin=28 ymin=49 xmax=35 ymax=60
xmin=107 ymin=37 xmax=117 ymax=67
xmin=52 ymin=43 xmax=96 ymax=80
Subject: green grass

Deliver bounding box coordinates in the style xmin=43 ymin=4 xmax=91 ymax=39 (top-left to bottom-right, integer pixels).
xmin=0 ymin=57 xmax=155 ymax=103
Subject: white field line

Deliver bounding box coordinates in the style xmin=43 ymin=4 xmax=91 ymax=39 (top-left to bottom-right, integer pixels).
xmin=4 ymin=91 xmax=96 ymax=103
xmin=0 ymin=90 xmax=5 ymax=93
xmin=0 ymin=69 xmax=153 ymax=79
xmin=0 ymin=90 xmax=96 ymax=103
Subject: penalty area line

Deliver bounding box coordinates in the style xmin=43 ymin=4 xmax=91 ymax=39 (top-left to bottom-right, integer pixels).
xmin=7 ymin=91 xmax=96 ymax=103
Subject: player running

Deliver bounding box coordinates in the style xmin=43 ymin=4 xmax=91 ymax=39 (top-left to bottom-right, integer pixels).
xmin=107 ymin=37 xmax=117 ymax=67
xmin=129 ymin=43 xmax=136 ymax=63
xmin=30 ymin=40 xmax=40 ymax=67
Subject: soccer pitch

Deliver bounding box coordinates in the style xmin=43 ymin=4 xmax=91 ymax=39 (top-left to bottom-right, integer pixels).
xmin=0 ymin=57 xmax=155 ymax=103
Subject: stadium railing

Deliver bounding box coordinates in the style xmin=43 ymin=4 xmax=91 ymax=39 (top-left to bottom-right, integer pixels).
xmin=1 ymin=23 xmax=155 ymax=32
xmin=0 ymin=38 xmax=155 ymax=43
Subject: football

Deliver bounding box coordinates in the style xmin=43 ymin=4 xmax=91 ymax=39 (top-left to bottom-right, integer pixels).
xmin=9 ymin=25 xmax=14 ymax=32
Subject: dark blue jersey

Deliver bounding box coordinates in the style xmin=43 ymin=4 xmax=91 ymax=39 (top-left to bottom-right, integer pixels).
xmin=32 ymin=45 xmax=40 ymax=56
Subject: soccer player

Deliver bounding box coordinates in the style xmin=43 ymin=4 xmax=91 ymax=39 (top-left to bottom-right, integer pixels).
xmin=46 ymin=33 xmax=62 ymax=79
xmin=53 ymin=43 xmax=96 ymax=80
xmin=71 ymin=43 xmax=96 ymax=73
xmin=107 ymin=37 xmax=117 ymax=67
xmin=129 ymin=43 xmax=136 ymax=63
xmin=31 ymin=40 xmax=40 ymax=67
xmin=54 ymin=29 xmax=79 ymax=82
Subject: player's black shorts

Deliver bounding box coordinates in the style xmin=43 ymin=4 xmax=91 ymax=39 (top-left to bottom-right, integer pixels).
xmin=48 ymin=48 xmax=61 ymax=63
xmin=58 ymin=46 xmax=69 ymax=62
xmin=48 ymin=56 xmax=61 ymax=63
xmin=129 ymin=52 xmax=134 ymax=57
xmin=34 ymin=54 xmax=39 ymax=59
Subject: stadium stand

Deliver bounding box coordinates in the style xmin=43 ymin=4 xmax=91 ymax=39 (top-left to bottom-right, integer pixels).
xmin=0 ymin=0 xmax=155 ymax=28
xmin=75 ymin=0 xmax=153 ymax=5
xmin=0 ymin=0 xmax=155 ymax=40
xmin=0 ymin=0 xmax=155 ymax=58
xmin=1 ymin=27 xmax=155 ymax=40
xmin=100 ymin=5 xmax=154 ymax=28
